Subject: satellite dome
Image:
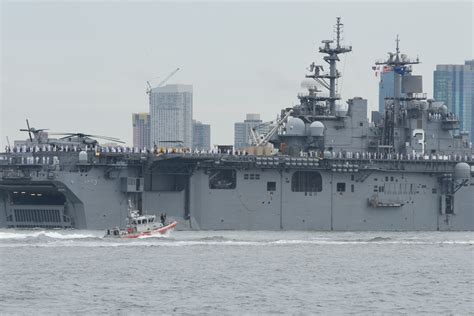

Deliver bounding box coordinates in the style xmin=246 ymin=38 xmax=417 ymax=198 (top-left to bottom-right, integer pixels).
xmin=309 ymin=121 xmax=325 ymax=137
xmin=335 ymin=103 xmax=348 ymax=117
xmin=454 ymin=162 xmax=470 ymax=180
xmin=286 ymin=117 xmax=305 ymax=136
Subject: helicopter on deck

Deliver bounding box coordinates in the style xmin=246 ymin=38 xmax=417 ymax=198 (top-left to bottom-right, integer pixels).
xmin=13 ymin=119 xmax=124 ymax=148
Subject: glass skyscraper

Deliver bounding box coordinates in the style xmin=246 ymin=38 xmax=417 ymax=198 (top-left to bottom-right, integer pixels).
xmin=434 ymin=60 xmax=474 ymax=139
xmin=192 ymin=120 xmax=211 ymax=151
xmin=132 ymin=113 xmax=150 ymax=149
xmin=378 ymin=70 xmax=395 ymax=112
xmin=149 ymin=84 xmax=193 ymax=148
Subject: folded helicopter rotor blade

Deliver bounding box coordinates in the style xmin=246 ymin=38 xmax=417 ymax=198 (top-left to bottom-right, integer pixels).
xmin=49 ymin=133 xmax=76 ymax=136
xmin=87 ymin=135 xmax=121 ymax=141
xmin=103 ymin=139 xmax=126 ymax=144
xmin=26 ymin=119 xmax=33 ymax=142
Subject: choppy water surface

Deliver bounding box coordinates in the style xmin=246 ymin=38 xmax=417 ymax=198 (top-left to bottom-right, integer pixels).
xmin=1 ymin=230 xmax=472 ymax=314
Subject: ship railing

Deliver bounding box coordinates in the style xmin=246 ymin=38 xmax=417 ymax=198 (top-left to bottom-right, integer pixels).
xmin=315 ymin=151 xmax=473 ymax=162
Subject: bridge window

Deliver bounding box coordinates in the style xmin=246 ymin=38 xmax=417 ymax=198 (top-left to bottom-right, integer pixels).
xmin=244 ymin=173 xmax=260 ymax=181
xmin=209 ymin=169 xmax=236 ymax=189
xmin=291 ymin=171 xmax=322 ymax=192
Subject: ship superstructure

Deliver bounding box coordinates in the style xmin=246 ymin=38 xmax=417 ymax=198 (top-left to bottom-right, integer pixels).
xmin=0 ymin=18 xmax=472 ymax=231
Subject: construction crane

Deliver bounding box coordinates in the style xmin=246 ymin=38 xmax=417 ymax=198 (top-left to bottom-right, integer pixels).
xmin=250 ymin=109 xmax=294 ymax=147
xmin=146 ymin=67 xmax=181 ymax=95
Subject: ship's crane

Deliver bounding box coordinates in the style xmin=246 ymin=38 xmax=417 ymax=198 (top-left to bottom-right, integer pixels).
xmin=146 ymin=67 xmax=181 ymax=95
xmin=250 ymin=109 xmax=294 ymax=147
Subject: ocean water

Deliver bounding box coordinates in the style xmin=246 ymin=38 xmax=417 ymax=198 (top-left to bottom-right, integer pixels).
xmin=0 ymin=230 xmax=472 ymax=315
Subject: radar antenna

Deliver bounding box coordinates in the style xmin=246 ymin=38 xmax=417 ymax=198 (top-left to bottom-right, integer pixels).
xmin=375 ymin=35 xmax=420 ymax=150
xmin=303 ymin=17 xmax=352 ymax=115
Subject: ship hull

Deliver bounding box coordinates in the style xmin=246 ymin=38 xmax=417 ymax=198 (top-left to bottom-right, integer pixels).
xmin=1 ymin=154 xmax=471 ymax=231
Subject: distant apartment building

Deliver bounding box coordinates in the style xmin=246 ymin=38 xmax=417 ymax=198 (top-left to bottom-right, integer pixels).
xmin=149 ymin=84 xmax=193 ymax=148
xmin=132 ymin=113 xmax=150 ymax=148
xmin=192 ymin=120 xmax=211 ymax=151
xmin=234 ymin=113 xmax=272 ymax=150
xmin=434 ymin=60 xmax=474 ymax=139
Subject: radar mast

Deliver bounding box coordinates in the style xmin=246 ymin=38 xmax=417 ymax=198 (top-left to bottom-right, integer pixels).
xmin=375 ymin=35 xmax=420 ymax=150
xmin=312 ymin=17 xmax=352 ymax=114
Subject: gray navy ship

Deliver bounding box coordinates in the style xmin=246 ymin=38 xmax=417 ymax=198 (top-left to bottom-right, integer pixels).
xmin=1 ymin=18 xmax=472 ymax=231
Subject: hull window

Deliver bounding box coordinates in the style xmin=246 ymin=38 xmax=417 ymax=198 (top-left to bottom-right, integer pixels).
xmin=267 ymin=181 xmax=276 ymax=191
xmin=291 ymin=171 xmax=322 ymax=192
xmin=337 ymin=183 xmax=346 ymax=192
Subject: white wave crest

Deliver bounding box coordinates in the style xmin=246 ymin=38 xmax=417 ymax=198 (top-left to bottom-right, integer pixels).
xmin=0 ymin=230 xmax=97 ymax=240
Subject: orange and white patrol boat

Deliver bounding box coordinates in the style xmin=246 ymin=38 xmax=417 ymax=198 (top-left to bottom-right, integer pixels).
xmin=105 ymin=202 xmax=177 ymax=239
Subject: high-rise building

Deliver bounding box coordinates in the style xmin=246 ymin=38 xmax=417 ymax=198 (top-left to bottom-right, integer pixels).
xmin=378 ymin=69 xmax=395 ymax=112
xmin=434 ymin=60 xmax=474 ymax=138
xmin=192 ymin=120 xmax=211 ymax=151
xmin=132 ymin=113 xmax=150 ymax=148
xmin=149 ymin=84 xmax=193 ymax=148
xmin=234 ymin=113 xmax=272 ymax=150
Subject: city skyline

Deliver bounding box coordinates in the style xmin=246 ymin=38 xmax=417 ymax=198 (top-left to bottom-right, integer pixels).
xmin=1 ymin=1 xmax=472 ymax=148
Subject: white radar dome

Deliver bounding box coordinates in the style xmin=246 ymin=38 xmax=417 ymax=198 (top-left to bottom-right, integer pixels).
xmin=335 ymin=103 xmax=348 ymax=117
xmin=286 ymin=117 xmax=306 ymax=136
xmin=310 ymin=121 xmax=325 ymax=137
xmin=454 ymin=162 xmax=470 ymax=180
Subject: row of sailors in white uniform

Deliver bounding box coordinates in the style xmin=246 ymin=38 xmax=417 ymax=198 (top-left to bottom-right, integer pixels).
xmin=4 ymin=144 xmax=166 ymax=154
xmin=317 ymin=150 xmax=473 ymax=162
xmin=5 ymin=145 xmax=250 ymax=155
xmin=428 ymin=112 xmax=458 ymax=121
xmin=4 ymin=148 xmax=474 ymax=164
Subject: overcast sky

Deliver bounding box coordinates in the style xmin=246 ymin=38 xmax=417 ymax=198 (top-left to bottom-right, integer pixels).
xmin=1 ymin=0 xmax=473 ymax=148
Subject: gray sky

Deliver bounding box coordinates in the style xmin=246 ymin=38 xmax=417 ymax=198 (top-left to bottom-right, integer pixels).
xmin=1 ymin=1 xmax=473 ymax=148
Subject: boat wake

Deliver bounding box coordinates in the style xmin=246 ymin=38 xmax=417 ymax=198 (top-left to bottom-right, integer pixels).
xmin=0 ymin=230 xmax=99 ymax=240
xmin=0 ymin=230 xmax=472 ymax=248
